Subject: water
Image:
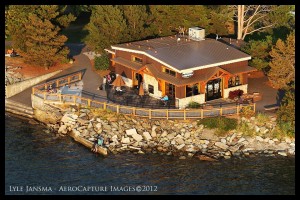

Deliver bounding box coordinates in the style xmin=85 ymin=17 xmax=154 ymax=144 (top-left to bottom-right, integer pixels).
xmin=5 ymin=113 xmax=295 ymax=195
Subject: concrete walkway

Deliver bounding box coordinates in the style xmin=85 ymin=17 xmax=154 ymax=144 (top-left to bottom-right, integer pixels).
xmin=7 ymin=43 xmax=107 ymax=107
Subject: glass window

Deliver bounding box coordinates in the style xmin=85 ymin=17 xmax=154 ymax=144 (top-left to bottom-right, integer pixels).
xmin=148 ymin=84 xmax=154 ymax=94
xmin=132 ymin=56 xmax=142 ymax=64
xmin=163 ymin=68 xmax=176 ymax=77
xmin=186 ymin=83 xmax=199 ymax=97
xmin=235 ymin=75 xmax=240 ymax=86
xmin=228 ymin=77 xmax=234 ymax=88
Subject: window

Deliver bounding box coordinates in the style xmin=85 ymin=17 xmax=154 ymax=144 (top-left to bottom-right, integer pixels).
xmin=186 ymin=83 xmax=199 ymax=97
xmin=163 ymin=67 xmax=176 ymax=77
xmin=132 ymin=56 xmax=143 ymax=64
xmin=228 ymin=77 xmax=234 ymax=88
xmin=235 ymin=75 xmax=240 ymax=86
xmin=148 ymin=84 xmax=154 ymax=94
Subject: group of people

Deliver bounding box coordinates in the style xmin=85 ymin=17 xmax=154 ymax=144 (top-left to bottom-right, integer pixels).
xmin=47 ymin=84 xmax=57 ymax=93
xmin=160 ymin=95 xmax=169 ymax=106
xmin=98 ymin=72 xmax=116 ymax=91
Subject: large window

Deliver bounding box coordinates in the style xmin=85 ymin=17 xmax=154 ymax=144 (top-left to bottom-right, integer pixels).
xmin=186 ymin=83 xmax=199 ymax=97
xmin=228 ymin=75 xmax=241 ymax=88
xmin=163 ymin=67 xmax=176 ymax=77
xmin=132 ymin=56 xmax=143 ymax=64
xmin=148 ymin=84 xmax=154 ymax=94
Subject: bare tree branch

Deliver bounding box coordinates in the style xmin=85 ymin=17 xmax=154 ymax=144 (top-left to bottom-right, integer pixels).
xmin=242 ymin=24 xmax=274 ymax=39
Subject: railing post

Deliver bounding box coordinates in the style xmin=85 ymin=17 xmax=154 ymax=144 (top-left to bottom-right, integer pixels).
xmin=149 ymin=109 xmax=152 ymax=119
xmin=117 ymin=105 xmax=120 ymax=113
xmin=253 ymin=103 xmax=256 ymax=113
xmin=166 ymin=109 xmax=169 ymax=120
xmin=88 ymin=99 xmax=91 ymax=107
xmin=56 ymin=80 xmax=59 ymax=87
xmin=59 ymin=94 xmax=62 ymax=102
xmin=236 ymin=104 xmax=239 ymax=115
xmin=32 ymin=87 xmax=35 ymax=94
xmin=201 ymin=109 xmax=203 ymax=119
xmin=133 ymin=107 xmax=136 ymax=116
xmin=79 ymin=72 xmax=82 ymax=80
xmin=68 ymin=77 xmax=71 ymax=85
xmin=103 ymin=102 xmax=107 ymax=110
xmin=45 ymin=84 xmax=47 ymax=90
xmin=220 ymin=107 xmax=223 ymax=116
xmin=184 ymin=109 xmax=186 ymax=120
xmin=74 ymin=96 xmax=76 ymax=104
xmin=43 ymin=92 xmax=46 ymax=100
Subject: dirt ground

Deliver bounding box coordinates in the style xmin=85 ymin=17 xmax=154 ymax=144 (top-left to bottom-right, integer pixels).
xmin=5 ymin=56 xmax=72 ymax=79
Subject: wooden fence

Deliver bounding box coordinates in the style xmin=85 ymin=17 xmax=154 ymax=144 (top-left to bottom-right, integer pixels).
xmin=32 ymin=72 xmax=256 ymax=120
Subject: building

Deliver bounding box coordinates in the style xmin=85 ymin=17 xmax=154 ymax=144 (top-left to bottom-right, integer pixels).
xmin=106 ymin=27 xmax=256 ymax=108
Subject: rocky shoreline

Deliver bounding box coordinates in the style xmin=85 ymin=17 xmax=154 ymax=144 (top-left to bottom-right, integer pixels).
xmin=44 ymin=107 xmax=295 ymax=161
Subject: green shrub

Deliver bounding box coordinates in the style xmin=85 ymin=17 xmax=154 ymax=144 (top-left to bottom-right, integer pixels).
xmin=94 ymin=53 xmax=109 ymax=70
xmin=237 ymin=121 xmax=255 ymax=136
xmin=186 ymin=101 xmax=201 ymax=108
xmin=197 ymin=117 xmax=238 ymax=135
xmin=239 ymin=105 xmax=255 ymax=118
xmin=255 ymin=112 xmax=269 ymax=125
xmin=272 ymin=121 xmax=295 ymax=139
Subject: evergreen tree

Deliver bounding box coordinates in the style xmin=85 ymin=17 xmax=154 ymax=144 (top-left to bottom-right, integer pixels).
xmin=241 ymin=36 xmax=273 ymax=72
xmin=120 ymin=5 xmax=149 ymax=41
xmin=268 ymin=32 xmax=295 ymax=89
xmin=277 ymin=87 xmax=295 ymax=127
xmin=6 ymin=5 xmax=75 ymax=68
xmin=84 ymin=5 xmax=126 ymax=53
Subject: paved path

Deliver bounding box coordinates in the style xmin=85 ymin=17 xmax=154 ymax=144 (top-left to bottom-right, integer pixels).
xmin=7 ymin=43 xmax=107 ymax=107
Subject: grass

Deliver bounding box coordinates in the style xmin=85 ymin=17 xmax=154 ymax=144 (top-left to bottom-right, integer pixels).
xmin=197 ymin=117 xmax=238 ymax=136
xmin=237 ymin=121 xmax=255 ymax=137
xmin=255 ymin=112 xmax=269 ymax=126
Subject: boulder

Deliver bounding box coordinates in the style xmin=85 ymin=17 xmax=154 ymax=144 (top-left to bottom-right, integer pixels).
xmin=214 ymin=142 xmax=229 ymax=150
xmin=238 ymin=138 xmax=245 ymax=143
xmin=229 ymin=133 xmax=237 ymax=143
xmin=58 ymin=125 xmax=67 ymax=134
xmin=121 ymin=137 xmax=130 ymax=144
xmin=197 ymin=155 xmax=217 ymax=161
xmin=132 ymin=133 xmax=143 ymax=142
xmin=166 ymin=133 xmax=176 ymax=140
xmin=176 ymin=138 xmax=185 ymax=145
xmin=255 ymin=136 xmax=264 ymax=142
xmin=142 ymin=132 xmax=152 ymax=141
xmin=126 ymin=128 xmax=137 ymax=136
xmin=179 ymin=156 xmax=186 ymax=160
xmin=161 ymin=130 xmax=168 ymax=138
xmin=278 ymin=151 xmax=287 ymax=156
xmin=176 ymin=144 xmax=185 ymax=150
xmin=221 ymin=138 xmax=227 ymax=144
xmin=200 ymin=129 xmax=219 ymax=141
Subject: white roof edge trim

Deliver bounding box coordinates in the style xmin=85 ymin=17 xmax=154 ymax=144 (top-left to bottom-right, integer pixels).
xmin=180 ymin=57 xmax=252 ymax=73
xmin=111 ymin=46 xmax=251 ymax=74
xmin=104 ymin=49 xmax=115 ymax=54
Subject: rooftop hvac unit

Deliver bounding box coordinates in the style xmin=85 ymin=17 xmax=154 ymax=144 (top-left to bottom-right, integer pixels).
xmin=182 ymin=71 xmax=194 ymax=78
xmin=188 ymin=27 xmax=205 ymax=41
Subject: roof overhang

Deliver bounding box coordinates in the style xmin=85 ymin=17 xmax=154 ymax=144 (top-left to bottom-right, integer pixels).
xmin=104 ymin=48 xmax=115 ymax=55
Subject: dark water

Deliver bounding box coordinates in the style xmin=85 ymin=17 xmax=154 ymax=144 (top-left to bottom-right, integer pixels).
xmin=5 ymin=113 xmax=295 ymax=195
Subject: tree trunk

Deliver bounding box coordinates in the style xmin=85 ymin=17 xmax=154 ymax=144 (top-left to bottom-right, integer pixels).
xmin=237 ymin=5 xmax=244 ymax=40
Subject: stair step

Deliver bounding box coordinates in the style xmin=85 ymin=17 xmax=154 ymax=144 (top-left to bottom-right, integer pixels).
xmin=5 ymin=104 xmax=34 ymax=115
xmin=5 ymin=99 xmax=33 ymax=113
xmin=5 ymin=108 xmax=34 ymax=119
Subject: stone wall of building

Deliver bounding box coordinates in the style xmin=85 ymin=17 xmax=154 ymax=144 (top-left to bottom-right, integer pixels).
xmin=177 ymin=94 xmax=205 ymax=109
xmin=223 ymin=84 xmax=248 ymax=98
xmin=143 ymin=74 xmax=162 ymax=99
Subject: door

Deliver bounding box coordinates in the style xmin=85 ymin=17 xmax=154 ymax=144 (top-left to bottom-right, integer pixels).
xmin=206 ymin=78 xmax=221 ymax=101
xmin=165 ymin=82 xmax=175 ymax=98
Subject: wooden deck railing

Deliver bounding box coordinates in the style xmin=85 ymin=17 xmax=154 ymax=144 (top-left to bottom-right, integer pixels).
xmin=32 ymin=72 xmax=255 ymax=120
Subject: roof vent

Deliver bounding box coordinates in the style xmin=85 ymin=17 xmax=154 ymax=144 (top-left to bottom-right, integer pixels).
xmin=182 ymin=71 xmax=194 ymax=78
xmin=188 ymin=27 xmax=205 ymax=41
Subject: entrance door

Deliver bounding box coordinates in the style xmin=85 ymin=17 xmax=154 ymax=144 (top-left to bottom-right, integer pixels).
xmin=165 ymin=82 xmax=175 ymax=98
xmin=206 ymin=78 xmax=221 ymax=101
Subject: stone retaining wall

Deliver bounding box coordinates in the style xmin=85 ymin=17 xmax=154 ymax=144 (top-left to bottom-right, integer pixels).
xmin=6 ymin=70 xmax=62 ymax=98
